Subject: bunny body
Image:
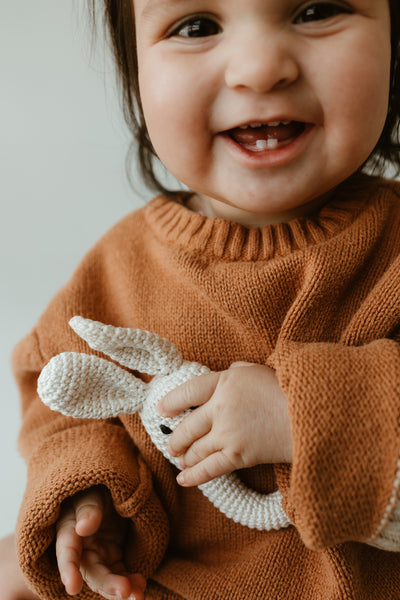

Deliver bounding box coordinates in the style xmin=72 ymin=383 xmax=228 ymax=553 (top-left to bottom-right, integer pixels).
xmin=38 ymin=316 xmax=291 ymax=531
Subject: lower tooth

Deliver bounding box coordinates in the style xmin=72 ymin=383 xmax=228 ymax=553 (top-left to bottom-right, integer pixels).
xmin=256 ymin=140 xmax=268 ymax=150
xmin=255 ymin=139 xmax=278 ymax=150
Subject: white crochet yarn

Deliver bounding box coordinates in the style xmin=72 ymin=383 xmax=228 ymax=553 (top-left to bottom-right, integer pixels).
xmin=38 ymin=316 xmax=291 ymax=531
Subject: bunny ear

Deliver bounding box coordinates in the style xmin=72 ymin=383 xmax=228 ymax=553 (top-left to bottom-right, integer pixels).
xmin=69 ymin=316 xmax=183 ymax=376
xmin=37 ymin=352 xmax=147 ymax=419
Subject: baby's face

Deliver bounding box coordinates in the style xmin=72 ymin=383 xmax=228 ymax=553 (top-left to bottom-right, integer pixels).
xmin=134 ymin=0 xmax=391 ymax=226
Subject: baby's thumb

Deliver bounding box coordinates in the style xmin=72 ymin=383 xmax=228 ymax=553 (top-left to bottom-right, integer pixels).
xmin=73 ymin=487 xmax=106 ymax=537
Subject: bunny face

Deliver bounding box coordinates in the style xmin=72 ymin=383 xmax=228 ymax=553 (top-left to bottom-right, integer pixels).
xmin=138 ymin=362 xmax=210 ymax=470
xmin=37 ymin=316 xmax=290 ymax=532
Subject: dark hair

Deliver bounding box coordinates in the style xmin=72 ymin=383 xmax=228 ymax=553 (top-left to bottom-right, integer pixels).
xmin=370 ymin=0 xmax=400 ymax=175
xmin=88 ymin=0 xmax=400 ymax=194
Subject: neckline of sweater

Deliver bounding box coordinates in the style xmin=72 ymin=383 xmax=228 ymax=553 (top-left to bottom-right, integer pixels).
xmin=145 ymin=174 xmax=390 ymax=261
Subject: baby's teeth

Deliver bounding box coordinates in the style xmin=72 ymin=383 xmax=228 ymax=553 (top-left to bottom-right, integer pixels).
xmin=238 ymin=120 xmax=292 ymax=130
xmin=256 ymin=140 xmax=268 ymax=150
xmin=256 ymin=138 xmax=279 ymax=150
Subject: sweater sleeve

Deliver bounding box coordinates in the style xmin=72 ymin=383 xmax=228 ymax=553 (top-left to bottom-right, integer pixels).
xmin=12 ymin=218 xmax=171 ymax=599
xmin=272 ymin=338 xmax=400 ymax=552
xmin=13 ymin=326 xmax=169 ymax=599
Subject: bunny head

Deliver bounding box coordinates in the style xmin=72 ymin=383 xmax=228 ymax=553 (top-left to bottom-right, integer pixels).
xmin=38 ymin=316 xmax=210 ymax=470
xmin=38 ymin=317 xmax=291 ymax=532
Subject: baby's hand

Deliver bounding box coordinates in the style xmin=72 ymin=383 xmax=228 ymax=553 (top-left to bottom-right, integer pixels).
xmin=0 ymin=533 xmax=39 ymax=600
xmin=56 ymin=486 xmax=146 ymax=600
xmin=159 ymin=363 xmax=293 ymax=487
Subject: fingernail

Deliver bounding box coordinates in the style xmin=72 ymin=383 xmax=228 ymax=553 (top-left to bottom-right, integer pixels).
xmin=177 ymin=472 xmax=185 ymax=485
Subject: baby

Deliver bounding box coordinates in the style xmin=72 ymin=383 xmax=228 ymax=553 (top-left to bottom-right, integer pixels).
xmin=4 ymin=1 xmax=400 ymax=599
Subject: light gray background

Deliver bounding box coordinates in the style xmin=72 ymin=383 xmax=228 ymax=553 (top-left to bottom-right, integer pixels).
xmin=0 ymin=1 xmax=153 ymax=536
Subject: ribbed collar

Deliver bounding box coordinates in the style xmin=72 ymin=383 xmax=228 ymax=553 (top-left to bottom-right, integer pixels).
xmin=145 ymin=174 xmax=388 ymax=261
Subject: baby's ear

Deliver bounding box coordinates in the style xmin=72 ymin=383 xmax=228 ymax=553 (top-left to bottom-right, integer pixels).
xmin=38 ymin=352 xmax=147 ymax=419
xmin=69 ymin=316 xmax=183 ymax=375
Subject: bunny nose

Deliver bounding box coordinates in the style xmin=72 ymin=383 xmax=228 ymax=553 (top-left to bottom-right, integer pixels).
xmin=160 ymin=424 xmax=173 ymax=435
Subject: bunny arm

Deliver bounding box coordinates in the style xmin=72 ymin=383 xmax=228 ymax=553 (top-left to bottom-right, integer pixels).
xmin=38 ymin=316 xmax=291 ymax=531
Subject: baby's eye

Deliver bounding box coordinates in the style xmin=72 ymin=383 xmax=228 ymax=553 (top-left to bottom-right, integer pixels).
xmin=172 ymin=16 xmax=221 ymax=38
xmin=294 ymin=2 xmax=352 ymax=24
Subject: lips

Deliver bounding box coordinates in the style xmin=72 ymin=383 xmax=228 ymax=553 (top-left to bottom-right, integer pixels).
xmin=228 ymin=121 xmax=307 ymax=152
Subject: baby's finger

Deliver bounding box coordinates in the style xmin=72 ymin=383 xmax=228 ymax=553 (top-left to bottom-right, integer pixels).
xmin=56 ymin=504 xmax=84 ymax=595
xmin=177 ymin=451 xmax=237 ymax=487
xmin=179 ymin=433 xmax=218 ymax=469
xmin=73 ymin=488 xmax=105 ymax=537
xmin=128 ymin=573 xmax=147 ymax=595
xmin=80 ymin=555 xmax=145 ymax=600
xmin=167 ymin=406 xmax=211 ymax=457
xmin=159 ymin=372 xmax=219 ymax=416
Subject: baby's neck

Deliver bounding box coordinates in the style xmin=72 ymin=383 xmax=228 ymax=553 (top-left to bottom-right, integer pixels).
xmin=186 ymin=191 xmax=336 ymax=228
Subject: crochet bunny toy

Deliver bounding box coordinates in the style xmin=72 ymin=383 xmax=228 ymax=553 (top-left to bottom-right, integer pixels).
xmin=38 ymin=316 xmax=291 ymax=531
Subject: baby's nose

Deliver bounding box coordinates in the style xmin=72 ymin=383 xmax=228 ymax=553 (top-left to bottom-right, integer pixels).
xmin=225 ymin=31 xmax=299 ymax=94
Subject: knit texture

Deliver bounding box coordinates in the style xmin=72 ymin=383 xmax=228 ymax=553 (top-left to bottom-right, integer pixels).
xmin=13 ymin=174 xmax=400 ymax=599
xmin=38 ymin=316 xmax=290 ymax=531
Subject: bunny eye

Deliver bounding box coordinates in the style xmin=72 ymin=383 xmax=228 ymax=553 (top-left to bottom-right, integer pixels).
xmin=160 ymin=424 xmax=173 ymax=435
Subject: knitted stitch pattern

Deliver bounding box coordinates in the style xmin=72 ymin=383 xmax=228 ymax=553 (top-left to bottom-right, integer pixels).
xmin=13 ymin=175 xmax=400 ymax=599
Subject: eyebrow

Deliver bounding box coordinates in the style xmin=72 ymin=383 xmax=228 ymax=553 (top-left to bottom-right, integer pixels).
xmin=140 ymin=0 xmax=199 ymax=21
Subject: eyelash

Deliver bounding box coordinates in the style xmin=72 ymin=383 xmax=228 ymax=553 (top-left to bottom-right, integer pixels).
xmin=169 ymin=2 xmax=352 ymax=39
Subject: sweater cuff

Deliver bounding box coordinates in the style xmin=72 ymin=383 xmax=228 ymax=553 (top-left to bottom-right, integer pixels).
xmin=16 ymin=422 xmax=169 ymax=599
xmin=271 ymin=339 xmax=400 ymax=549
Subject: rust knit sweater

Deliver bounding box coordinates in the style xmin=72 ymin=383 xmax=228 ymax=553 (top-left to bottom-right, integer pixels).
xmin=13 ymin=174 xmax=400 ymax=599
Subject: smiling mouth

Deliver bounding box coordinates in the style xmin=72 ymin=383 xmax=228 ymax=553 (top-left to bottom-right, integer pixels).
xmin=228 ymin=121 xmax=307 ymax=152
